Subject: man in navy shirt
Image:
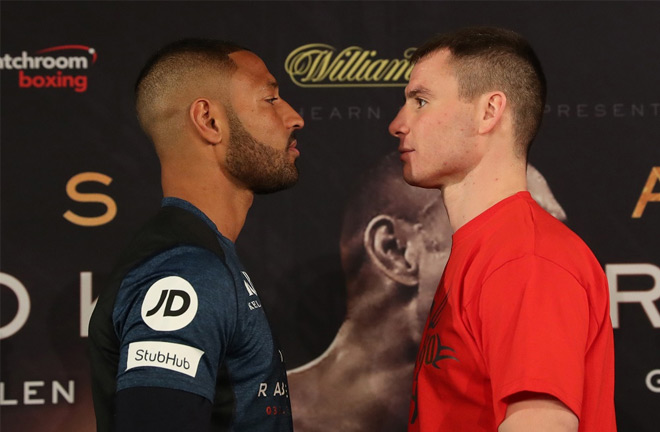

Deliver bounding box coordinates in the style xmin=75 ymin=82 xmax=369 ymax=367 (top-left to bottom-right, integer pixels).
xmin=89 ymin=39 xmax=304 ymax=432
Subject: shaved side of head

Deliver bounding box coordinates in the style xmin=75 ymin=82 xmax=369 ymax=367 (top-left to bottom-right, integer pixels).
xmin=135 ymin=39 xmax=247 ymax=154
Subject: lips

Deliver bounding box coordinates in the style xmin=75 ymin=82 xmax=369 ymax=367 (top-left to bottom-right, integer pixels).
xmin=288 ymin=132 xmax=298 ymax=146
xmin=287 ymin=138 xmax=300 ymax=157
xmin=398 ymin=145 xmax=414 ymax=161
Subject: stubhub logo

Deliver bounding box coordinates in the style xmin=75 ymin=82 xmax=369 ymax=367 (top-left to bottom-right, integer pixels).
xmin=127 ymin=341 xmax=204 ymax=377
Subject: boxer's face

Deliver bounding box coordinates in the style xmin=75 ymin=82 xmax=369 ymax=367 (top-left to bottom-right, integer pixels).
xmin=389 ymin=49 xmax=480 ymax=190
xmin=224 ymin=51 xmax=304 ymax=194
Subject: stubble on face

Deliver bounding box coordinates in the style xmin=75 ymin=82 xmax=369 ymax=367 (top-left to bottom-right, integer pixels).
xmin=225 ymin=105 xmax=299 ymax=194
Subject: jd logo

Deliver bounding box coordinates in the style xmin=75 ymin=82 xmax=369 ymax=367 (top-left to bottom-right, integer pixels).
xmin=141 ymin=276 xmax=198 ymax=331
xmin=146 ymin=290 xmax=190 ymax=318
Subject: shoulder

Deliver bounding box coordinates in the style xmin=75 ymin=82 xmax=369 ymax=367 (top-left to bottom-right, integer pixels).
xmin=113 ymin=245 xmax=239 ymax=336
xmin=113 ymin=204 xmax=223 ymax=267
xmin=469 ymin=196 xmax=607 ymax=300
xmin=490 ymin=195 xmax=600 ymax=269
xmin=121 ymin=245 xmax=232 ymax=296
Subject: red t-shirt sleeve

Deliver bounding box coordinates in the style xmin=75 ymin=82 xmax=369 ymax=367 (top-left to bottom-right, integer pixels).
xmin=475 ymin=254 xmax=589 ymax=426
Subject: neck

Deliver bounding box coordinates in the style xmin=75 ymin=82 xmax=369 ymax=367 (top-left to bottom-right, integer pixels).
xmin=161 ymin=163 xmax=253 ymax=242
xmin=442 ymin=154 xmax=527 ymax=232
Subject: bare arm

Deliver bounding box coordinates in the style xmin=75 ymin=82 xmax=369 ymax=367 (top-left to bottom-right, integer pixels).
xmin=499 ymin=393 xmax=578 ymax=432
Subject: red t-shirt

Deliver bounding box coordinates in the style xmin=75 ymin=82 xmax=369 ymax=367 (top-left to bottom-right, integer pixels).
xmin=409 ymin=192 xmax=616 ymax=431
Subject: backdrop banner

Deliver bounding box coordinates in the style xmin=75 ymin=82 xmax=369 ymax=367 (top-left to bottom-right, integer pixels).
xmin=1 ymin=1 xmax=659 ymax=431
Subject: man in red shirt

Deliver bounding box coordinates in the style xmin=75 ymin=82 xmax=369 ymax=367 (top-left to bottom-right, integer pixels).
xmin=389 ymin=27 xmax=616 ymax=432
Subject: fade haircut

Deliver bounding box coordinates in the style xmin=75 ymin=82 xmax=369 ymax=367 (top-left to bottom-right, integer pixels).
xmin=412 ymin=27 xmax=547 ymax=158
xmin=135 ymin=38 xmax=247 ymax=140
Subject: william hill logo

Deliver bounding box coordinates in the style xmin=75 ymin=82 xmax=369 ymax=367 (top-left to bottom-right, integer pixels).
xmin=285 ymin=44 xmax=415 ymax=88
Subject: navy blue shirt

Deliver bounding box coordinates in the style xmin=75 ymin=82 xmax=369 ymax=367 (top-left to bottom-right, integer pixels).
xmin=91 ymin=198 xmax=292 ymax=431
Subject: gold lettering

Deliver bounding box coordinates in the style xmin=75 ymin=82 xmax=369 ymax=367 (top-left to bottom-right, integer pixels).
xmin=305 ymin=50 xmax=333 ymax=83
xmin=632 ymin=167 xmax=660 ymax=218
xmin=363 ymin=59 xmax=389 ymax=81
xmin=383 ymin=58 xmax=411 ymax=81
xmin=366 ymin=59 xmax=392 ymax=81
xmin=345 ymin=50 xmax=373 ymax=81
xmin=284 ymin=44 xmax=334 ymax=85
xmin=326 ymin=47 xmax=359 ymax=81
xmin=285 ymin=44 xmax=415 ymax=88
xmin=402 ymin=47 xmax=415 ymax=81
xmin=63 ymin=172 xmax=117 ymax=226
xmin=333 ymin=48 xmax=361 ymax=81
xmin=354 ymin=51 xmax=378 ymax=81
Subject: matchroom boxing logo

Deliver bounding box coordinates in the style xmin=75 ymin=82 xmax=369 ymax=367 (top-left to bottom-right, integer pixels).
xmin=0 ymin=45 xmax=97 ymax=93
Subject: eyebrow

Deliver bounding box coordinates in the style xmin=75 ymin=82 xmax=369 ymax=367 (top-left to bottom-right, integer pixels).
xmin=267 ymin=80 xmax=279 ymax=90
xmin=406 ymin=86 xmax=432 ymax=99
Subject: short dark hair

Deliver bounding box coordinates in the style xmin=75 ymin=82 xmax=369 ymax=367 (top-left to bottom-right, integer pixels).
xmin=412 ymin=27 xmax=546 ymax=157
xmin=135 ymin=39 xmax=247 ymax=93
xmin=135 ymin=38 xmax=248 ymax=137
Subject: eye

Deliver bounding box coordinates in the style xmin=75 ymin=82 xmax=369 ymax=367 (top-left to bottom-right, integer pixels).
xmin=266 ymin=97 xmax=279 ymax=105
xmin=415 ymin=98 xmax=427 ymax=108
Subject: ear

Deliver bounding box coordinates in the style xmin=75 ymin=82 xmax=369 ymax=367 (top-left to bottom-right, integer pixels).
xmin=478 ymin=91 xmax=507 ymax=135
xmin=364 ymin=215 xmax=419 ymax=286
xmin=189 ymin=98 xmax=223 ymax=145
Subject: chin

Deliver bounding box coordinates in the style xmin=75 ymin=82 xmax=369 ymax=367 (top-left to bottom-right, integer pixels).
xmin=402 ymin=169 xmax=420 ymax=187
xmin=403 ymin=175 xmax=434 ymax=189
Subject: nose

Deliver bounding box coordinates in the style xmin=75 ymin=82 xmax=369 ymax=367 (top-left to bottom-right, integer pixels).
xmin=388 ymin=107 xmax=408 ymax=138
xmin=281 ymin=100 xmax=304 ymax=130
